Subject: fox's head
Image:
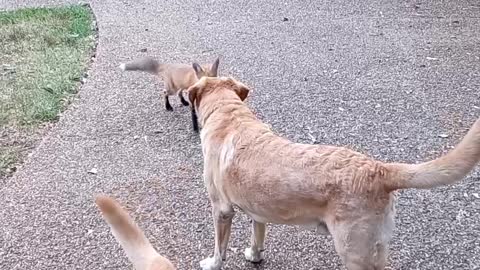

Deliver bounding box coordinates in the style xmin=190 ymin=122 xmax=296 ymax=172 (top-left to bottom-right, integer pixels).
xmin=192 ymin=57 xmax=220 ymax=79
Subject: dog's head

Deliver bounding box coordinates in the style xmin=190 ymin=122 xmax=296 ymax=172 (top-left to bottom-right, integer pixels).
xmin=192 ymin=57 xmax=220 ymax=79
xmin=186 ymin=76 xmax=250 ymax=132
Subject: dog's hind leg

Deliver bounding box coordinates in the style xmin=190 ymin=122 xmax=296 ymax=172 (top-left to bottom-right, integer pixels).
xmin=200 ymin=203 xmax=235 ymax=270
xmin=244 ymin=220 xmax=266 ymax=263
xmin=329 ymin=218 xmax=390 ymax=270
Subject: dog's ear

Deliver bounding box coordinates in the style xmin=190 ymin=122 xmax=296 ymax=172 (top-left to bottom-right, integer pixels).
xmin=233 ymin=80 xmax=250 ymax=101
xmin=187 ymin=84 xmax=199 ymax=106
xmin=187 ymin=84 xmax=201 ymax=132
xmin=192 ymin=62 xmax=205 ymax=79
xmin=210 ymin=57 xmax=220 ymax=77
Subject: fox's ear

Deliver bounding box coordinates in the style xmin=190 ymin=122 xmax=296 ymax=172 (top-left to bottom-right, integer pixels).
xmin=210 ymin=57 xmax=220 ymax=77
xmin=192 ymin=62 xmax=205 ymax=79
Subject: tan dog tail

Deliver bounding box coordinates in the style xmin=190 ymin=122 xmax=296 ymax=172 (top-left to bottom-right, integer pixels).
xmin=119 ymin=57 xmax=161 ymax=74
xmin=385 ymin=117 xmax=480 ymax=191
xmin=95 ymin=195 xmax=175 ymax=270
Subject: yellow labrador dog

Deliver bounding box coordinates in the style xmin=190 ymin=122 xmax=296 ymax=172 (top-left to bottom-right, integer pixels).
xmin=96 ymin=195 xmax=175 ymax=270
xmin=186 ymin=75 xmax=480 ymax=270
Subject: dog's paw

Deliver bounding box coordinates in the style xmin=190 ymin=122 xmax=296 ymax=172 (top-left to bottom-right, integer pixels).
xmin=199 ymin=257 xmax=222 ymax=270
xmin=244 ymin=247 xmax=264 ymax=263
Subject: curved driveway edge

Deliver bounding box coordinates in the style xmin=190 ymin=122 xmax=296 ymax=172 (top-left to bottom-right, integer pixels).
xmin=1 ymin=1 xmax=479 ymax=269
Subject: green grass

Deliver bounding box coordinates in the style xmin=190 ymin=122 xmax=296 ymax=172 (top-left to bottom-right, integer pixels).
xmin=0 ymin=5 xmax=95 ymax=179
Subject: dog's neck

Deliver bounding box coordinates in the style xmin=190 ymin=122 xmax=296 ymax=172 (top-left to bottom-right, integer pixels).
xmin=197 ymin=90 xmax=246 ymax=127
xmin=197 ymin=90 xmax=272 ymax=145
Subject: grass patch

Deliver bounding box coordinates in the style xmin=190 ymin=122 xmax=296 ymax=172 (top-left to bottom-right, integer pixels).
xmin=0 ymin=5 xmax=95 ymax=180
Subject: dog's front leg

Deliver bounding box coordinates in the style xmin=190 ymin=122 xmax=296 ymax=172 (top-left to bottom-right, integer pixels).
xmin=200 ymin=203 xmax=235 ymax=270
xmin=244 ymin=220 xmax=266 ymax=263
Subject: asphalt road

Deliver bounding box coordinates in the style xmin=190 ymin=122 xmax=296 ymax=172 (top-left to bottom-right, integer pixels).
xmin=1 ymin=0 xmax=479 ymax=269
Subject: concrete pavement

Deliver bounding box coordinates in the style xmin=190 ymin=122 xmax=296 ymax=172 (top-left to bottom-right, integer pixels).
xmin=1 ymin=0 xmax=479 ymax=269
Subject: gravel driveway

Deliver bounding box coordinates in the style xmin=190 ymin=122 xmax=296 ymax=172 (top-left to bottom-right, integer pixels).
xmin=1 ymin=0 xmax=479 ymax=269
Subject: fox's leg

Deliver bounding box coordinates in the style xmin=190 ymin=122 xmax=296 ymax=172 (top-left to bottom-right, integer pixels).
xmin=178 ymin=90 xmax=189 ymax=106
xmin=164 ymin=83 xmax=174 ymax=111
xmin=164 ymin=95 xmax=173 ymax=111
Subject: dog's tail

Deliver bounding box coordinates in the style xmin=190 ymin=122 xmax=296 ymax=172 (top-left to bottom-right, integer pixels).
xmin=95 ymin=195 xmax=175 ymax=270
xmin=384 ymin=117 xmax=480 ymax=191
xmin=119 ymin=57 xmax=161 ymax=74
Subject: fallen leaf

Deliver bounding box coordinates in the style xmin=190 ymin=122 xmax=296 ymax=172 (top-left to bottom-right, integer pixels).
xmin=88 ymin=168 xmax=98 ymax=174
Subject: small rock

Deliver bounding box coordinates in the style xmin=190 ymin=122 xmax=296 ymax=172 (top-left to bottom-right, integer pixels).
xmin=426 ymin=57 xmax=438 ymax=60
xmin=229 ymin=247 xmax=238 ymax=253
xmin=282 ymin=17 xmax=289 ymax=22
xmin=456 ymin=209 xmax=468 ymax=221
xmin=6 ymin=167 xmax=17 ymax=173
xmin=133 ymin=135 xmax=140 ymax=140
xmin=88 ymin=168 xmax=98 ymax=175
xmin=338 ymin=107 xmax=345 ymax=112
xmin=438 ymin=134 xmax=449 ymax=138
xmin=2 ymin=64 xmax=15 ymax=71
xmin=375 ymin=104 xmax=381 ymax=108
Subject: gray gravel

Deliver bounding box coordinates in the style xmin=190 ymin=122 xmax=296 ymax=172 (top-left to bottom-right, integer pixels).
xmin=1 ymin=0 xmax=480 ymax=269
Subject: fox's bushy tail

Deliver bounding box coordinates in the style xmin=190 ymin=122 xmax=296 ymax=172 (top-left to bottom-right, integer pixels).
xmin=119 ymin=57 xmax=161 ymax=74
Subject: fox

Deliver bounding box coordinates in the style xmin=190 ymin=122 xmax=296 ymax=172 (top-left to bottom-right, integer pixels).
xmin=119 ymin=57 xmax=220 ymax=111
